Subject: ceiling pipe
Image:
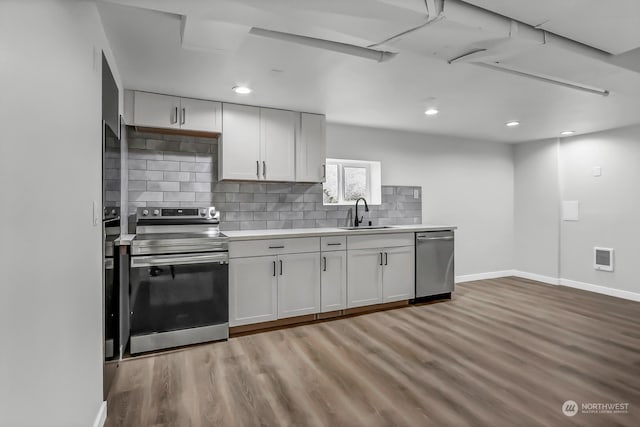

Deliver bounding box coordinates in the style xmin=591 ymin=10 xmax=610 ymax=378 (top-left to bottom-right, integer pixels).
xmin=249 ymin=27 xmax=398 ymax=63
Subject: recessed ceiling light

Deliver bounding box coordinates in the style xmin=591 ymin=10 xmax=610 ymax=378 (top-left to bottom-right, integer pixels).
xmin=424 ymin=108 xmax=439 ymax=116
xmin=505 ymin=121 xmax=520 ymax=127
xmin=232 ymin=86 xmax=252 ymax=95
xmin=560 ymin=130 xmax=575 ymax=136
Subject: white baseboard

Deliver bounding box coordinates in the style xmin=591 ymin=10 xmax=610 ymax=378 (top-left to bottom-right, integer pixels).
xmin=93 ymin=401 xmax=107 ymax=427
xmin=456 ymin=270 xmax=515 ymax=283
xmin=512 ymin=270 xmax=560 ymax=286
xmin=559 ymin=278 xmax=640 ymax=302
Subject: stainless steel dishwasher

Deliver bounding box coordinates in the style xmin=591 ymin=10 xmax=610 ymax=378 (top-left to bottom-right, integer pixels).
xmin=413 ymin=230 xmax=455 ymax=301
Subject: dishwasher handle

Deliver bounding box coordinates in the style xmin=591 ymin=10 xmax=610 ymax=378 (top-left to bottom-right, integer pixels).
xmin=416 ymin=235 xmax=454 ymax=241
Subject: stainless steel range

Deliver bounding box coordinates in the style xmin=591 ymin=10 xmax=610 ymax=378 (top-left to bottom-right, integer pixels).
xmin=130 ymin=206 xmax=229 ymax=354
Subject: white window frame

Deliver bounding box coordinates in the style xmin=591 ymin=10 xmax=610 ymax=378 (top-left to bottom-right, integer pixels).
xmin=323 ymin=158 xmax=381 ymax=206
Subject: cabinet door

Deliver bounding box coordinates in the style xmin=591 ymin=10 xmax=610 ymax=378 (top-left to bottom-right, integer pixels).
xmin=296 ymin=113 xmax=326 ymax=182
xmin=260 ymin=108 xmax=296 ymax=181
xmin=180 ymin=98 xmax=222 ymax=133
xmin=133 ymin=92 xmax=180 ymax=129
xmin=382 ymin=246 xmax=415 ymax=302
xmin=321 ymin=251 xmax=347 ymax=312
xmin=221 ymin=103 xmax=261 ymax=180
xmin=277 ymin=253 xmax=321 ymax=319
xmin=229 ymin=256 xmax=277 ymax=326
xmin=347 ymin=248 xmax=383 ymax=308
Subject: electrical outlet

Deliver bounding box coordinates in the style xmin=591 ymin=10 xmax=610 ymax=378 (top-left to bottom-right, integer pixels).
xmin=593 ymin=166 xmax=602 ymax=177
xmin=413 ymin=189 xmax=420 ymax=199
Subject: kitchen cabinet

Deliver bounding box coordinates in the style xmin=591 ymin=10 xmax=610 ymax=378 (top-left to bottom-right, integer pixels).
xmin=278 ymin=253 xmax=321 ymax=318
xmin=382 ymin=246 xmax=415 ymax=302
xmin=321 ymin=250 xmax=347 ymax=312
xmin=130 ymin=91 xmax=221 ymax=133
xmin=229 ymin=256 xmax=278 ymax=327
xmin=296 ymin=113 xmax=327 ymax=182
xmin=347 ymin=248 xmax=384 ymax=308
xmin=220 ymin=104 xmax=296 ymax=181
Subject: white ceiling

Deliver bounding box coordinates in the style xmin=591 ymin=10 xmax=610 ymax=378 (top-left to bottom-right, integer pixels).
xmin=98 ymin=0 xmax=640 ymax=143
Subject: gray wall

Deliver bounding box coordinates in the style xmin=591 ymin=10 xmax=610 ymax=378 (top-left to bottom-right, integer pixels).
xmin=559 ymin=125 xmax=640 ymax=294
xmin=327 ymin=123 xmax=515 ymax=277
xmin=514 ymin=139 xmax=560 ymax=279
xmin=126 ymin=128 xmax=422 ymax=231
xmin=0 ymin=1 xmax=120 ymax=426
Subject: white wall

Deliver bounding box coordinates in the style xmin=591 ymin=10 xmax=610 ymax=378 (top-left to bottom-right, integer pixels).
xmin=559 ymin=125 xmax=640 ymax=294
xmin=0 ymin=1 xmax=121 ymax=426
xmin=327 ymin=123 xmax=515 ymax=276
xmin=514 ymin=139 xmax=560 ymax=280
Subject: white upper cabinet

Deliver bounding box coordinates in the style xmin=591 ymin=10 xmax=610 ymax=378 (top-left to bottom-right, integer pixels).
xmin=129 ymin=91 xmax=222 ymax=133
xmin=220 ymin=103 xmax=261 ymax=181
xmin=296 ymin=113 xmax=327 ymax=183
xmin=132 ymin=92 xmax=180 ymax=129
xmin=179 ymin=97 xmax=222 ymax=133
xmin=260 ymin=108 xmax=296 ymax=181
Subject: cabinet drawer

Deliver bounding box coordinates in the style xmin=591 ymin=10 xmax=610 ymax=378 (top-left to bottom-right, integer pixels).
xmin=321 ymin=236 xmax=346 ymax=252
xmin=347 ymin=233 xmax=414 ymax=250
xmin=230 ymin=237 xmax=320 ymax=258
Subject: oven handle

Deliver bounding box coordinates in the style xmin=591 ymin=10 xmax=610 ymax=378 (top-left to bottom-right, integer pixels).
xmin=131 ymin=253 xmax=228 ymax=267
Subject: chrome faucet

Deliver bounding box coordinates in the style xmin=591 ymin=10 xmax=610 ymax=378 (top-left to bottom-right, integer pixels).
xmin=354 ymin=197 xmax=369 ymax=227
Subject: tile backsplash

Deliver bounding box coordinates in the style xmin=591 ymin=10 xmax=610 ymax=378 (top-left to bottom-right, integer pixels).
xmin=126 ymin=127 xmax=422 ymax=231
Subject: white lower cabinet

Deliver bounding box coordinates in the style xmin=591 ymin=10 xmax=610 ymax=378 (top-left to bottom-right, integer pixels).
xmin=347 ymin=245 xmax=415 ymax=308
xmin=278 ymin=253 xmax=321 ymax=319
xmin=321 ymin=251 xmax=347 ymax=312
xmin=229 ymin=256 xmax=278 ymax=327
xmin=382 ymin=246 xmax=415 ymax=302
xmin=347 ymin=248 xmax=384 ymax=308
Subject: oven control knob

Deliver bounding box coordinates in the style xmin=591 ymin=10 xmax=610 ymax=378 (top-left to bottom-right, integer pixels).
xmin=200 ymin=209 xmax=207 ymax=217
xmin=142 ymin=209 xmax=149 ymax=216
xmin=153 ymin=209 xmax=160 ymax=216
xmin=110 ymin=209 xmax=117 ymax=216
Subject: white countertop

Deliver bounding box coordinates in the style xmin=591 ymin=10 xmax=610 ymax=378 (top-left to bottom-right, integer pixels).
xmin=224 ymin=224 xmax=456 ymax=241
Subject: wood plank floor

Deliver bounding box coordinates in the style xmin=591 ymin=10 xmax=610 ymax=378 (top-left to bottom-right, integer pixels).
xmin=105 ymin=278 xmax=640 ymax=427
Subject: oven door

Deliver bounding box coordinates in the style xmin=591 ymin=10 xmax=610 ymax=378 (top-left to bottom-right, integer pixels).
xmin=129 ymin=252 xmax=229 ymax=338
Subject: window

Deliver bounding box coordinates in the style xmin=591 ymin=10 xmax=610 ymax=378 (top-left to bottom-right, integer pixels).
xmin=323 ymin=159 xmax=381 ymax=205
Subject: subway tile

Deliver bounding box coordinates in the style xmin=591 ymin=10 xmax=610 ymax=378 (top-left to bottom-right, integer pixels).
xmin=104 ymin=180 xmax=120 ymax=191
xmin=104 ymin=158 xmax=121 ymax=169
xmin=266 ymin=183 xmax=292 ymax=193
xmin=381 ymin=186 xmax=395 ymax=195
xmin=280 ymin=193 xmax=304 ymax=203
xmin=129 ymin=149 xmax=162 ymax=160
xmin=105 ymin=191 xmax=120 ymax=202
xmin=104 ymin=169 xmax=120 ymax=180
xmin=180 ymin=141 xmax=212 ymax=153
xmin=291 ymin=184 xmax=322 ymax=194
xmin=225 ymin=211 xmax=253 ymax=221
xmin=163 ymin=171 xmax=193 ymax=182
xmin=220 ymin=221 xmax=240 ymax=231
xmin=128 ymin=138 xmax=146 ymax=149
xmin=326 ymin=210 xmax=349 ymax=219
xmin=253 ymin=193 xmax=280 ymax=202
xmin=129 ymin=191 xmax=163 ymax=202
xmin=314 ymin=203 xmax=338 ymax=211
xmin=212 ymin=183 xmax=240 ymax=193
xmin=396 ymin=186 xmax=415 ymax=196
xmin=396 ymin=202 xmax=422 ymax=210
xmin=164 ymin=152 xmax=196 ymax=162
xmin=239 ymin=183 xmax=266 ymax=193
xmin=180 ymin=182 xmax=211 ymax=192
xmin=147 ymin=181 xmax=180 ymax=192
xmin=279 ymin=211 xmax=303 ymax=220
xmin=179 ymin=201 xmax=211 ymax=208
xmin=129 ymin=170 xmax=163 ymax=181
xmin=267 ymin=202 xmax=291 ymax=212
xmin=147 ymin=160 xmax=180 ymax=171
xmin=395 ymin=195 xmax=420 ymax=202
xmin=303 ymin=211 xmax=326 ymax=220
xmin=146 ymin=139 xmax=181 ymax=152
xmin=253 ymin=211 xmax=279 ymax=221
xmin=267 ymin=220 xmax=293 ymax=229
xmin=315 ymin=219 xmax=339 ymax=228
xmin=164 ymin=192 xmax=195 ymax=202
xmin=212 ymin=202 xmax=239 ymax=212
xmin=239 ymin=202 xmax=267 ymax=212
xmin=292 ymin=220 xmax=316 ymax=228
xmin=240 ymin=221 xmax=267 ymax=230
xmin=226 ymin=193 xmax=253 ymax=202
xmin=291 ymin=202 xmax=317 ymax=211
xmin=128 ymin=180 xmax=146 ymax=191
xmin=196 ymin=153 xmax=214 ymax=163
xmin=195 ymin=193 xmax=227 ymax=203
xmin=303 ymin=193 xmax=323 ymax=203
xmin=180 ymin=162 xmax=211 ymax=173
xmin=195 ymin=172 xmax=215 ymax=182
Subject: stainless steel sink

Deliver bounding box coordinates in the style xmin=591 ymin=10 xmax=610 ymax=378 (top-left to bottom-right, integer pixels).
xmin=339 ymin=226 xmax=396 ymax=230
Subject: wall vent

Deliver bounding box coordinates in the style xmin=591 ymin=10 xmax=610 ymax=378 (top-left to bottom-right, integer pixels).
xmin=594 ymin=247 xmax=614 ymax=272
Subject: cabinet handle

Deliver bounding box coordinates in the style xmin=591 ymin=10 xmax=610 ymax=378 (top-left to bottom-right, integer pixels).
xmin=268 ymin=245 xmax=285 ymax=249
xmin=280 ymin=259 xmax=283 ymax=275
xmin=379 ymin=252 xmax=383 ymax=266
xmin=323 ymin=256 xmax=327 ymax=272
xmin=172 ymin=107 xmax=178 ymax=124
xmin=263 ymin=161 xmax=266 ymax=179
xmin=273 ymin=260 xmax=276 ymax=277
xmin=322 ymin=164 xmax=326 ymax=179
xmin=256 ymin=160 xmax=260 ymax=178
xmin=181 ymin=108 xmax=186 ymax=125
xmin=385 ymin=252 xmax=388 ymax=265
xmin=327 ymin=243 xmax=342 ymax=246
